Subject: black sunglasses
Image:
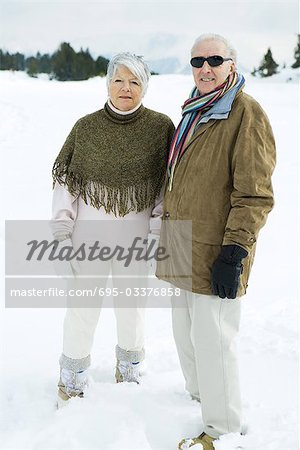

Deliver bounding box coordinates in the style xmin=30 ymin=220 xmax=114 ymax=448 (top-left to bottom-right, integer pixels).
xmin=190 ymin=55 xmax=233 ymax=68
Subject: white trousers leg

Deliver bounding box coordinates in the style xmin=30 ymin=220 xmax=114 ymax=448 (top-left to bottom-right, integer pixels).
xmin=113 ymin=303 xmax=145 ymax=352
xmin=112 ymin=257 xmax=147 ymax=352
xmin=61 ymin=216 xmax=149 ymax=366
xmin=171 ymin=296 xmax=200 ymax=400
xmin=62 ymin=256 xmax=109 ymax=363
xmin=63 ymin=307 xmax=102 ymax=360
xmin=172 ymin=291 xmax=242 ymax=439
xmin=62 ymin=271 xmax=146 ymax=364
xmin=62 ymin=304 xmax=145 ymax=364
xmin=62 ymin=301 xmax=145 ymax=360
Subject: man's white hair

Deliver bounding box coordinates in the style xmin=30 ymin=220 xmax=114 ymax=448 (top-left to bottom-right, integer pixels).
xmin=191 ymin=34 xmax=237 ymax=64
xmin=106 ymin=52 xmax=151 ymax=96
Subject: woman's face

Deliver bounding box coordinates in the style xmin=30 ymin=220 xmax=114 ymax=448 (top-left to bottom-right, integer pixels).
xmin=191 ymin=39 xmax=235 ymax=95
xmin=109 ymin=65 xmax=143 ymax=111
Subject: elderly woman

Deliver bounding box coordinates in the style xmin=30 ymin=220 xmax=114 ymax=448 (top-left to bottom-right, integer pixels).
xmin=51 ymin=52 xmax=174 ymax=405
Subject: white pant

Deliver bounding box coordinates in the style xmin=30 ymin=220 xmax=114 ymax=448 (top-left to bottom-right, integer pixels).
xmin=53 ymin=196 xmax=156 ymax=370
xmin=63 ymin=301 xmax=145 ymax=360
xmin=62 ymin=253 xmax=147 ymax=364
xmin=172 ymin=291 xmax=242 ymax=439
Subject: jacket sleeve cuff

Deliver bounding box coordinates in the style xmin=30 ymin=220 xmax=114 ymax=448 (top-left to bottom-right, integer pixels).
xmin=222 ymin=229 xmax=257 ymax=253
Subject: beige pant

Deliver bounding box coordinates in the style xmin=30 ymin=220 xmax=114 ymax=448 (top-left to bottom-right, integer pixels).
xmin=63 ymin=263 xmax=147 ymax=360
xmin=172 ymin=291 xmax=242 ymax=439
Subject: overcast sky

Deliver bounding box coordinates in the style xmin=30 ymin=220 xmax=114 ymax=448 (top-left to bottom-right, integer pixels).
xmin=0 ymin=0 xmax=299 ymax=70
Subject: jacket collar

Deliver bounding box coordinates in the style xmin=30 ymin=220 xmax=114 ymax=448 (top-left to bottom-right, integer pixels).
xmin=177 ymin=73 xmax=245 ymax=154
xmin=199 ymin=73 xmax=245 ymax=124
xmin=181 ymin=74 xmax=245 ymax=151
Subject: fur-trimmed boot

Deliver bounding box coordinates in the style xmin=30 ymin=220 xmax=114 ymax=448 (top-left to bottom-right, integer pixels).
xmin=115 ymin=345 xmax=145 ymax=384
xmin=57 ymin=354 xmax=90 ymax=408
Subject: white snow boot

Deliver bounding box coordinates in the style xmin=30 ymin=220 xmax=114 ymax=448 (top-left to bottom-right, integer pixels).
xmin=115 ymin=345 xmax=145 ymax=384
xmin=57 ymin=354 xmax=90 ymax=408
xmin=57 ymin=368 xmax=88 ymax=407
xmin=115 ymin=360 xmax=142 ymax=384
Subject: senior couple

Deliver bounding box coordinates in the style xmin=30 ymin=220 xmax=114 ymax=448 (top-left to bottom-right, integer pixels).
xmin=51 ymin=33 xmax=276 ymax=449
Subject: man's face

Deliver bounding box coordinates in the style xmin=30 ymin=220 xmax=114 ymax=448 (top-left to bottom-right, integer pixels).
xmin=191 ymin=39 xmax=235 ymax=95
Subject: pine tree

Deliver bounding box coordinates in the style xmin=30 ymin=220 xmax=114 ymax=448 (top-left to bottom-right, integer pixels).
xmin=26 ymin=57 xmax=38 ymax=77
xmin=0 ymin=51 xmax=13 ymax=70
xmin=291 ymin=34 xmax=300 ymax=69
xmin=39 ymin=53 xmax=52 ymax=74
xmin=95 ymin=55 xmax=109 ymax=76
xmin=52 ymin=42 xmax=77 ymax=81
xmin=74 ymin=48 xmax=95 ymax=80
xmin=0 ymin=50 xmax=25 ymax=71
xmin=0 ymin=50 xmax=5 ymax=69
xmin=257 ymin=48 xmax=279 ymax=77
xmin=9 ymin=52 xmax=25 ymax=71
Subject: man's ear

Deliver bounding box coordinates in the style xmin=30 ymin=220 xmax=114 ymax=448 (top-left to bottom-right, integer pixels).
xmin=229 ymin=61 xmax=236 ymax=74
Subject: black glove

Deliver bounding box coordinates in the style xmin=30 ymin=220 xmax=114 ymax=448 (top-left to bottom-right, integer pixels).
xmin=211 ymin=245 xmax=248 ymax=299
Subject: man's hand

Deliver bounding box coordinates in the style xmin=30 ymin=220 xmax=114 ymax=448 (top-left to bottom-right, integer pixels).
xmin=211 ymin=245 xmax=248 ymax=299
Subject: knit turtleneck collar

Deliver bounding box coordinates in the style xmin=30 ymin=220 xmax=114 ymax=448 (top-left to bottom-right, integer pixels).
xmin=104 ymin=100 xmax=144 ymax=124
xmin=107 ymin=98 xmax=142 ymax=115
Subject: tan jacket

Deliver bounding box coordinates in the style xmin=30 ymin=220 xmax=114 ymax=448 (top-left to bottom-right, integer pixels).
xmin=156 ymin=90 xmax=276 ymax=296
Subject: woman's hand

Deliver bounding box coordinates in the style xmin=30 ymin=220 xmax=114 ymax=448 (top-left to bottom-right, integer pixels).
xmin=146 ymin=233 xmax=160 ymax=273
xmin=52 ymin=236 xmax=80 ymax=278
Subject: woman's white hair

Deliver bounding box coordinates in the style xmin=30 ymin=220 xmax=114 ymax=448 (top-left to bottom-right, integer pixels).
xmin=106 ymin=52 xmax=151 ymax=96
xmin=191 ymin=34 xmax=237 ymax=64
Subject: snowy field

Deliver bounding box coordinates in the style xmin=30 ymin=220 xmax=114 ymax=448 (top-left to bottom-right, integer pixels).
xmin=0 ymin=69 xmax=299 ymax=450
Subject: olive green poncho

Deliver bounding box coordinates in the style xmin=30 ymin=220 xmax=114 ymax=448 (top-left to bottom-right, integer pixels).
xmin=52 ymin=103 xmax=175 ymax=217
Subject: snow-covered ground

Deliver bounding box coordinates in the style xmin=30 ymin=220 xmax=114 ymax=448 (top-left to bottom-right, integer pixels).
xmin=0 ymin=69 xmax=299 ymax=450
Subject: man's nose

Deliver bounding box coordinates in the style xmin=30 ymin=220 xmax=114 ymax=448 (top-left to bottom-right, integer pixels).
xmin=200 ymin=61 xmax=211 ymax=71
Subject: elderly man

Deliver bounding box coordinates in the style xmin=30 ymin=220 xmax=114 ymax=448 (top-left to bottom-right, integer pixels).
xmin=157 ymin=34 xmax=276 ymax=449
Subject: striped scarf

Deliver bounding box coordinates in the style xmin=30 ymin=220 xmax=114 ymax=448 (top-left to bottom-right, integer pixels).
xmin=167 ymin=72 xmax=239 ymax=190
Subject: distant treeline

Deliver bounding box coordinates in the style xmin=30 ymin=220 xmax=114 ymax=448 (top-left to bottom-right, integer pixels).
xmin=0 ymin=42 xmax=109 ymax=81
xmin=1 ymin=35 xmax=299 ymax=80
